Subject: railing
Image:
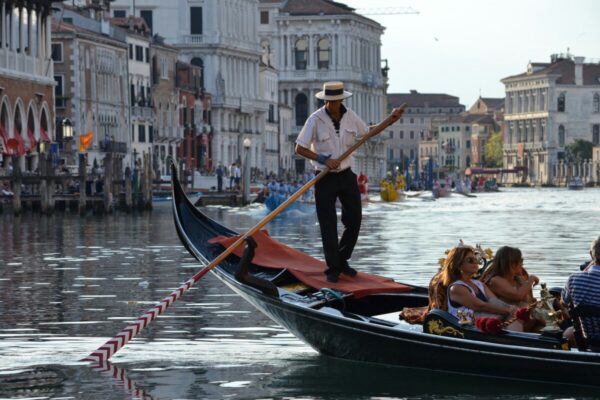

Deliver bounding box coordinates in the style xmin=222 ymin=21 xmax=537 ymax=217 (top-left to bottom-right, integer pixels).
xmin=99 ymin=141 xmax=128 ymax=154
xmin=184 ymin=35 xmax=204 ymax=44
xmin=0 ymin=48 xmax=52 ymax=80
xmin=131 ymin=106 xmax=154 ymax=119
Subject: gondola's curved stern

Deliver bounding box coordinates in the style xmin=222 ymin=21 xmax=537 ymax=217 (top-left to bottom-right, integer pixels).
xmin=170 ymin=164 xmax=237 ymax=267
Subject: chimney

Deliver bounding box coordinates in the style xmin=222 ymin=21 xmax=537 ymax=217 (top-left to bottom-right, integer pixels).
xmin=574 ymin=56 xmax=584 ymax=86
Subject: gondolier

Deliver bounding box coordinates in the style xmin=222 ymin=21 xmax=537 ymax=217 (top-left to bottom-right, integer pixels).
xmin=295 ymin=81 xmax=405 ymax=282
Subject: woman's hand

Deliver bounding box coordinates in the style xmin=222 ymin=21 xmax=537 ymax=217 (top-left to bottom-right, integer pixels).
xmin=506 ymin=305 xmax=518 ymax=316
xmin=528 ymin=275 xmax=540 ymax=286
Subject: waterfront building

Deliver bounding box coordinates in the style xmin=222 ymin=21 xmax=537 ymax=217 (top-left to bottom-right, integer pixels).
xmin=260 ymin=58 xmax=279 ymax=177
xmin=278 ymin=103 xmax=293 ymax=177
xmin=593 ymin=146 xmax=600 ymax=184
xmin=150 ymin=36 xmax=182 ymax=177
xmin=258 ymin=0 xmax=388 ymax=178
xmin=52 ymin=4 xmax=130 ymax=169
xmin=111 ymin=0 xmax=267 ymax=175
xmin=501 ymin=54 xmax=600 ymax=186
xmin=387 ymin=91 xmax=464 ymax=174
xmin=108 ymin=16 xmax=154 ymax=170
xmin=175 ymin=61 xmax=211 ymax=173
xmin=465 ymin=97 xmax=503 ymax=168
xmin=0 ymin=0 xmax=56 ymax=173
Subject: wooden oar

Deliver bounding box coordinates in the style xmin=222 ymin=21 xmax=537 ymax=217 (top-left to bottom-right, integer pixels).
xmin=82 ymin=104 xmax=406 ymax=363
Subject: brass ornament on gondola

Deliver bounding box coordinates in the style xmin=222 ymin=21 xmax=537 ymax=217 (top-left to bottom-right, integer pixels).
xmin=530 ymin=283 xmax=564 ymax=332
xmin=427 ymin=319 xmax=465 ymax=338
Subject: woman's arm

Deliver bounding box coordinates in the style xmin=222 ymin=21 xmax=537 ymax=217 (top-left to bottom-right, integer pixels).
xmin=450 ymin=285 xmax=513 ymax=315
xmin=488 ymin=275 xmax=538 ymax=302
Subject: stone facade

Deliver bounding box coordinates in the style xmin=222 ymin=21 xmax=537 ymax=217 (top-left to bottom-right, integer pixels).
xmin=387 ymin=91 xmax=464 ymax=174
xmin=259 ymin=0 xmax=387 ymax=178
xmin=0 ymin=0 xmax=55 ymax=173
xmin=501 ymin=54 xmax=600 ymax=186
xmin=52 ymin=5 xmax=130 ymax=169
xmin=111 ymin=0 xmax=267 ymax=176
xmin=150 ymin=37 xmax=182 ymax=177
xmin=109 ymin=17 xmax=154 ymax=169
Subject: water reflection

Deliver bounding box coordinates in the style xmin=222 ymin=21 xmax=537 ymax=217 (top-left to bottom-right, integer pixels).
xmin=0 ymin=188 xmax=599 ymax=398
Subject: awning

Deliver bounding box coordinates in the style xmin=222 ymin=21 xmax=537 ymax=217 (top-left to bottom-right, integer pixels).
xmin=0 ymin=125 xmax=11 ymax=155
xmin=209 ymin=230 xmax=413 ymax=298
xmin=40 ymin=128 xmax=51 ymax=143
xmin=13 ymin=128 xmax=25 ymax=156
xmin=27 ymin=129 xmax=37 ymax=152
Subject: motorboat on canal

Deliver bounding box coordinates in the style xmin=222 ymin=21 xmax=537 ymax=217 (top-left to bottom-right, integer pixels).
xmin=171 ymin=173 xmax=600 ymax=387
xmin=568 ymin=177 xmax=585 ymax=191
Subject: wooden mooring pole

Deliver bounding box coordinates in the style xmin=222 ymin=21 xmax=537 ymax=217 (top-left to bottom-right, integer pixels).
xmin=12 ymin=156 xmax=22 ymax=215
xmin=78 ymin=153 xmax=87 ymax=215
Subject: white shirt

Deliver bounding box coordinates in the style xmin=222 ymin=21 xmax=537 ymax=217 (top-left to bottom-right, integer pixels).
xmin=296 ymin=106 xmax=369 ymax=171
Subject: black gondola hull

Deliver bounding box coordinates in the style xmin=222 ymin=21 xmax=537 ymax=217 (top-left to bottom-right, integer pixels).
xmin=214 ymin=267 xmax=599 ymax=386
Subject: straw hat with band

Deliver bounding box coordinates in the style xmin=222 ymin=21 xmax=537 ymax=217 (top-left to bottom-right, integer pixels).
xmin=315 ymin=81 xmax=353 ymax=101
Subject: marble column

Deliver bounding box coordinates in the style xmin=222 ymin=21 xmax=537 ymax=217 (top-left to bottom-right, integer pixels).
xmin=1 ymin=2 xmax=5 ymax=50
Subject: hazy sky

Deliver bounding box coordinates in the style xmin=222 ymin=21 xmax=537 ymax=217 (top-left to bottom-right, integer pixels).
xmin=343 ymin=0 xmax=600 ymax=108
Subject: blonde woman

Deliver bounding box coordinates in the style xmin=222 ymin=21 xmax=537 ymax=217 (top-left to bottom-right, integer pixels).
xmin=481 ymin=246 xmax=539 ymax=307
xmin=441 ymin=246 xmax=524 ymax=331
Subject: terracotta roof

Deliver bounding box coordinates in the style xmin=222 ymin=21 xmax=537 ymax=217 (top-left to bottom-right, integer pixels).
xmin=387 ymin=91 xmax=463 ymax=111
xmin=503 ymin=58 xmax=600 ymax=85
xmin=480 ymin=97 xmax=504 ymax=110
xmin=281 ymin=0 xmax=355 ymax=15
xmin=460 ymin=113 xmax=497 ymax=124
xmin=108 ymin=16 xmax=150 ymax=35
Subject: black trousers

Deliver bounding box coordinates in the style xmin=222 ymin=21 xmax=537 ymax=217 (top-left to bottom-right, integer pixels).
xmin=314 ymin=168 xmax=362 ymax=273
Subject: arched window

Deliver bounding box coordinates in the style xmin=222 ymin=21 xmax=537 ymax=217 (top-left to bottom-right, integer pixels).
xmin=593 ymin=124 xmax=599 ymax=145
xmin=558 ymin=125 xmax=565 ymax=146
xmin=294 ymin=38 xmax=307 ymax=70
xmin=317 ymin=37 xmax=329 ymax=69
xmin=0 ymin=103 xmax=9 ymax=145
xmin=557 ymin=93 xmax=565 ymax=112
xmin=190 ymin=57 xmax=204 ymax=90
xmin=593 ymin=94 xmax=600 ymax=113
xmin=295 ymin=93 xmax=308 ymax=126
xmin=27 ymin=107 xmax=35 ymax=153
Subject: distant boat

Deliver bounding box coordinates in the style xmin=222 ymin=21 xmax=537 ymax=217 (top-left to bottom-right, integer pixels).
xmin=264 ymin=193 xmax=313 ymax=213
xmin=568 ymin=177 xmax=584 ymax=191
xmin=432 ymin=180 xmax=451 ymax=198
xmin=379 ymin=179 xmax=405 ymax=202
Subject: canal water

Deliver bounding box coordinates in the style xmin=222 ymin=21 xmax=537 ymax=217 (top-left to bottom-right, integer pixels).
xmin=0 ymin=188 xmax=599 ymax=399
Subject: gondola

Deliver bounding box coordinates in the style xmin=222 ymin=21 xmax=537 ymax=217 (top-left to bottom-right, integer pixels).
xmin=171 ymin=172 xmax=600 ymax=387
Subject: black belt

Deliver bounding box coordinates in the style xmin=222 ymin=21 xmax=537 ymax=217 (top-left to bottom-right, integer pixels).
xmin=316 ymin=167 xmax=351 ymax=174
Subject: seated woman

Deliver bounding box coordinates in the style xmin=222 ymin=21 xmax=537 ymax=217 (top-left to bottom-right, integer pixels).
xmin=441 ymin=246 xmax=523 ymax=332
xmin=481 ymin=246 xmax=539 ymax=307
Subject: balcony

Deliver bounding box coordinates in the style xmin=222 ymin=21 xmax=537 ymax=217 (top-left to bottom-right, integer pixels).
xmin=99 ymin=140 xmax=128 ymax=154
xmin=184 ymin=35 xmax=204 ymax=45
xmin=0 ymin=48 xmax=53 ymax=81
xmin=131 ymin=105 xmax=154 ymax=119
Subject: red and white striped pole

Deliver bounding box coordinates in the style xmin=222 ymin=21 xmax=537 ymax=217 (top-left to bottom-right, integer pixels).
xmin=82 ymin=269 xmax=206 ymax=363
